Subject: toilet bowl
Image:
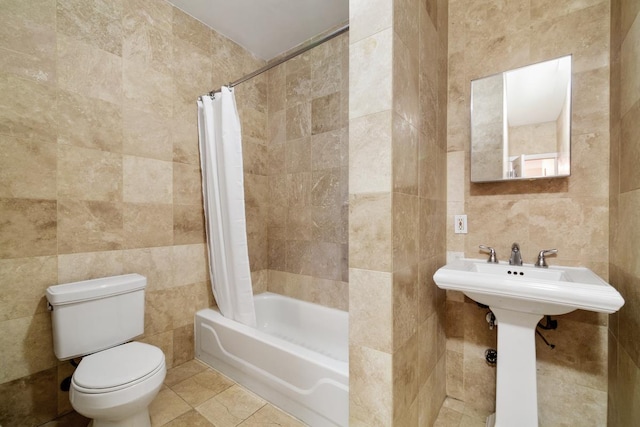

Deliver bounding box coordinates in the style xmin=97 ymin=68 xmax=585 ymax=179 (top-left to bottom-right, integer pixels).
xmin=70 ymin=342 xmax=166 ymax=427
xmin=46 ymin=274 xmax=166 ymax=427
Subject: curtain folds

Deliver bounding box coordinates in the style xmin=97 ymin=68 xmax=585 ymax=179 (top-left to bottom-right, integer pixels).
xmin=197 ymin=87 xmax=256 ymax=327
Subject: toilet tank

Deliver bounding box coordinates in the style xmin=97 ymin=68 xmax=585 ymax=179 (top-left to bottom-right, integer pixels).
xmin=46 ymin=274 xmax=147 ymax=360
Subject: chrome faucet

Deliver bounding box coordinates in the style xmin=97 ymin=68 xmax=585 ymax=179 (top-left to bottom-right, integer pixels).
xmin=535 ymin=249 xmax=558 ymax=268
xmin=509 ymin=242 xmax=523 ymax=266
xmin=479 ymin=245 xmax=498 ymax=263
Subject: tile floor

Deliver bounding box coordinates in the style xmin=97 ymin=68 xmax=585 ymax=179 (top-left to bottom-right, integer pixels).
xmin=149 ymin=359 xmax=305 ymax=427
xmin=433 ymin=397 xmax=488 ymax=427
xmin=47 ymin=359 xmax=488 ymax=427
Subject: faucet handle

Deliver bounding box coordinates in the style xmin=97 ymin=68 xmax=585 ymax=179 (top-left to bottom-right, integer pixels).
xmin=535 ymin=249 xmax=558 ymax=268
xmin=479 ymin=245 xmax=498 ymax=263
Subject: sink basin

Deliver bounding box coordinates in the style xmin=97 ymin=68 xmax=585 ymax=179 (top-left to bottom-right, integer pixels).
xmin=434 ymin=258 xmax=624 ymax=427
xmin=434 ymin=258 xmax=624 ymax=315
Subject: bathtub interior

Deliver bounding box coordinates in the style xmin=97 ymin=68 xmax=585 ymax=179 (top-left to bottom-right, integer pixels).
xmin=195 ymin=292 xmax=349 ymax=427
xmin=253 ymin=293 xmax=348 ymax=362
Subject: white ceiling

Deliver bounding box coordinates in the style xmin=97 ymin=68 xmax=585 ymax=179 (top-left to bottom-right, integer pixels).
xmin=167 ymin=0 xmax=349 ymax=60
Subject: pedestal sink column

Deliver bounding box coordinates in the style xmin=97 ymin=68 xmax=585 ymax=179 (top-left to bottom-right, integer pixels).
xmin=490 ymin=307 xmax=543 ymax=427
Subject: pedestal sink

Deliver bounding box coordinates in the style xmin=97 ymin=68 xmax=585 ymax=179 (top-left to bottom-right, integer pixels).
xmin=433 ymin=258 xmax=624 ymax=427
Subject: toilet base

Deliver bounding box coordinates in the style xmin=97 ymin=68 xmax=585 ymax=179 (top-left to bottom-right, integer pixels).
xmin=88 ymin=409 xmax=150 ymax=427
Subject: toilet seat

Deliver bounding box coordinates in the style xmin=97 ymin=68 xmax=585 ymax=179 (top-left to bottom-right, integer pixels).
xmin=72 ymin=342 xmax=165 ymax=394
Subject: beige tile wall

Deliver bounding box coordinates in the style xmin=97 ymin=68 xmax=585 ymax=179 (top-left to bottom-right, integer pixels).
xmin=265 ymin=33 xmax=350 ymax=311
xmin=609 ymin=1 xmax=640 ymax=425
xmin=348 ymin=0 xmax=448 ymax=424
xmin=447 ymin=0 xmax=611 ymax=423
xmin=0 ymin=0 xmax=266 ymax=425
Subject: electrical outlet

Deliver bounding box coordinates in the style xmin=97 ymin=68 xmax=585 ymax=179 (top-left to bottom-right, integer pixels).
xmin=454 ymin=215 xmax=468 ymax=234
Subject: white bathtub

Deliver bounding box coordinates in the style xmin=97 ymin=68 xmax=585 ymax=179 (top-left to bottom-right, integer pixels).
xmin=195 ymin=292 xmax=349 ymax=427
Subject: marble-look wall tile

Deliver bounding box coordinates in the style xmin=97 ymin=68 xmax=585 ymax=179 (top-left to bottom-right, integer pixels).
xmin=393 ymin=265 xmax=419 ymax=350
xmin=349 ymin=29 xmax=393 ymax=119
xmin=57 ymin=89 xmax=123 ymax=153
xmin=0 ymin=313 xmax=57 ymax=384
xmin=0 ymin=136 xmax=56 ymax=200
xmin=393 ymin=332 xmax=419 ymax=420
xmin=123 ymin=155 xmax=173 ymax=204
xmin=122 ymin=5 xmax=173 ymax=76
xmin=312 ymin=128 xmax=347 ymax=170
xmin=0 ymin=256 xmax=57 ymax=321
xmin=538 ymin=375 xmax=607 ymax=426
xmin=57 ymin=34 xmax=122 ymax=105
xmin=393 ymin=36 xmax=420 ymax=129
xmin=305 ymin=275 xmax=348 ymax=310
xmin=531 ymin=0 xmax=602 ymax=22
xmin=311 ymin=92 xmax=341 ymax=135
xmin=419 ymin=357 xmax=447 ymax=426
xmin=285 ymin=64 xmax=311 ymax=107
xmin=57 ymin=145 xmax=122 ymax=202
xmin=57 ymin=199 xmax=122 ymax=253
xmin=251 ymin=269 xmax=268 ymax=295
xmin=121 ymin=246 xmax=174 ymax=291
xmin=285 ymin=137 xmax=311 ymax=173
xmin=349 ymin=193 xmax=392 ymax=272
xmin=173 ymin=323 xmax=195 ymax=367
xmin=172 ymin=7 xmax=211 ymax=53
xmin=615 ymin=345 xmax=640 ymax=426
xmin=419 ymin=14 xmax=438 ymax=144
xmin=172 ymin=36 xmax=212 ymax=104
xmin=572 ymin=67 xmax=611 ymax=137
xmin=243 ymin=141 xmax=268 ymax=176
xmin=123 ymin=106 xmax=173 ymax=161
xmin=392 ymin=114 xmax=419 ymax=195
xmin=393 ymin=194 xmax=419 ymax=271
xmin=311 ymin=168 xmax=342 ymax=208
xmin=0 ymin=0 xmax=57 ymax=85
xmin=0 ymin=198 xmax=57 ymax=259
xmin=418 ymin=312 xmax=439 ymax=384
xmin=620 ymin=99 xmax=640 ymax=192
xmin=171 ymin=102 xmax=200 ymax=166
xmin=418 ymin=258 xmax=440 ymax=323
xmin=349 ymin=345 xmax=393 ymax=425
xmin=311 ymin=54 xmax=342 ymax=99
xmin=616 ymin=192 xmax=640 ymax=363
xmin=267 ymin=66 xmax=286 ymax=114
xmin=285 ymin=103 xmax=311 ymax=140
xmin=173 ymin=163 xmax=203 ymax=205
xmin=0 ymin=367 xmax=57 ymax=427
xmin=145 ymin=281 xmax=209 ymax=335
xmin=140 ymin=330 xmax=174 ymax=369
xmin=0 ymin=73 xmax=58 ymax=144
xmin=529 ymin=198 xmax=609 ymax=263
xmin=530 ymin=1 xmax=610 ymax=74
xmin=56 ymin=0 xmax=123 ymax=56
xmin=58 ymin=250 xmax=123 ymax=285
xmin=123 ymin=202 xmax=173 ymax=248
xmin=349 ymin=0 xmax=392 ymax=44
xmin=172 ymin=244 xmax=208 ymax=287
xmin=349 ymin=111 xmax=392 ymax=194
xmin=312 ymin=203 xmax=346 ymax=244
xmin=123 ymin=58 xmax=173 ymax=119
xmin=568 ymin=132 xmax=610 ymax=197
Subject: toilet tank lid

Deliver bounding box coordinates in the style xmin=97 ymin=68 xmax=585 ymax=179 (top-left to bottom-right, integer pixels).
xmin=46 ymin=274 xmax=147 ymax=306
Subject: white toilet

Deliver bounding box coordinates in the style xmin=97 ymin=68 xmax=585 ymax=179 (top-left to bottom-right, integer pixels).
xmin=46 ymin=274 xmax=166 ymax=427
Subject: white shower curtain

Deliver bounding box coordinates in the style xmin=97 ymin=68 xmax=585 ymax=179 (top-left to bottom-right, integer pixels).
xmin=197 ymin=87 xmax=256 ymax=327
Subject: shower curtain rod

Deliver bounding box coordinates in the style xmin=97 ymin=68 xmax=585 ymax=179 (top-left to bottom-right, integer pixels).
xmin=205 ymin=23 xmax=349 ymax=97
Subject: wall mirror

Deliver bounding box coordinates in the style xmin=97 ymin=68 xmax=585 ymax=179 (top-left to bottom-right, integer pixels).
xmin=470 ymin=55 xmax=572 ymax=182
